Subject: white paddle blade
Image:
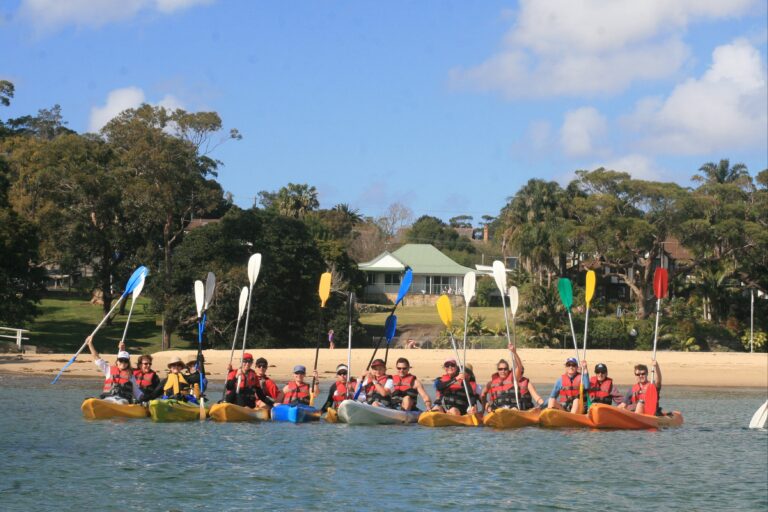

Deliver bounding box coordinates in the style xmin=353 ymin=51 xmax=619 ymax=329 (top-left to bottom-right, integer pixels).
xmin=204 ymin=272 xmax=216 ymax=310
xmin=131 ymin=275 xmax=146 ymax=302
xmin=238 ymin=287 xmax=249 ymax=319
xmin=247 ymin=253 xmax=262 ymax=286
xmin=509 ymin=286 xmax=519 ymax=317
xmin=749 ymin=400 xmax=768 ymax=429
xmin=194 ymin=280 xmax=204 ymax=318
xmin=492 ymin=260 xmax=507 ymax=294
xmin=462 ymin=271 xmax=476 ymax=306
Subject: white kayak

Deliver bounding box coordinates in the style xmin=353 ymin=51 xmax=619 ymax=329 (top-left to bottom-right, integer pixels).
xmin=337 ymin=400 xmax=421 ymax=425
xmin=749 ymin=400 xmax=768 ymax=429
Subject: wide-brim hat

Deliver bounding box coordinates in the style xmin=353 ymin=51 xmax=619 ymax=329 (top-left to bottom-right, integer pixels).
xmin=167 ymin=356 xmax=184 ymax=368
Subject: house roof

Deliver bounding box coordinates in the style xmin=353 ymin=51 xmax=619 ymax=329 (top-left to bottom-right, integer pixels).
xmin=359 ymin=244 xmax=476 ymax=276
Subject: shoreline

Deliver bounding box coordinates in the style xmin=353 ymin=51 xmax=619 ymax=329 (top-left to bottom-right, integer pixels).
xmin=2 ymin=348 xmax=767 ymax=388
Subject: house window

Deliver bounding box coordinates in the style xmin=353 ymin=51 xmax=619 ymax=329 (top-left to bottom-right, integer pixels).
xmin=384 ymin=273 xmax=401 ymax=285
xmin=367 ymin=273 xmax=376 ymax=285
xmin=506 ymin=257 xmax=519 ymax=269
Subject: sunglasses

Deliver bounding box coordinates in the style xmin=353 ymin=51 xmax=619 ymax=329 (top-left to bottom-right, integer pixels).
xmin=141 ymin=362 xmax=151 ymax=365
xmin=256 ymin=364 xmax=267 ymax=369
xmin=444 ymin=364 xmax=457 ymax=368
xmin=117 ymin=359 xmax=130 ymax=363
xmin=243 ymin=360 xmax=253 ymax=364
xmin=635 ymin=372 xmax=647 ymax=376
xmin=497 ymin=367 xmax=509 ymax=371
xmin=396 ymin=366 xmax=409 ymax=371
xmin=566 ymin=364 xmax=578 ymax=368
xmin=337 ymin=371 xmax=348 ymax=376
xmin=295 ymin=371 xmax=306 ymax=375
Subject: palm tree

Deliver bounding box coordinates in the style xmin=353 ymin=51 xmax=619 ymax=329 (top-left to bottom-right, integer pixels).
xmin=693 ymin=159 xmax=749 ymax=186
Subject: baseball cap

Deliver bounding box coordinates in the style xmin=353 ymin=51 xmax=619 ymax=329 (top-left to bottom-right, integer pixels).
xmin=293 ymin=365 xmax=306 ymax=374
xmin=242 ymin=353 xmax=254 ymax=362
xmin=444 ymin=358 xmax=458 ymax=366
xmin=595 ymin=363 xmax=608 ymax=373
xmin=565 ymin=357 xmax=578 ymax=365
xmin=117 ymin=351 xmax=130 ymax=361
xmin=371 ymin=358 xmax=385 ymax=368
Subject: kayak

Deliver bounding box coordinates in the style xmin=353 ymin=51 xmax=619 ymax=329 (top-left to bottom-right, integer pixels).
xmin=271 ymin=404 xmax=320 ymax=423
xmin=588 ymin=404 xmax=684 ymax=429
xmin=324 ymin=407 xmax=339 ymax=423
xmin=208 ymin=403 xmax=270 ymax=422
xmin=483 ymin=408 xmax=541 ymax=429
xmin=149 ymin=399 xmax=209 ymax=422
xmin=539 ymin=408 xmax=595 ymax=428
xmin=337 ymin=400 xmax=421 ymax=425
xmin=417 ymin=411 xmax=482 ymax=427
xmin=81 ymin=398 xmax=149 ymax=420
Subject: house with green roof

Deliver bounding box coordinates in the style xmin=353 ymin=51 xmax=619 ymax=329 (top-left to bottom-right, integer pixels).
xmin=358 ymin=244 xmax=476 ymax=304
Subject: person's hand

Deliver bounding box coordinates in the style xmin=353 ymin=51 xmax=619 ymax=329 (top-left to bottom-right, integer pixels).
xmin=467 ymin=405 xmax=477 ymax=414
xmin=236 ymin=368 xmax=243 ymax=377
xmin=118 ymin=341 xmax=126 ymax=352
xmin=226 ymin=363 xmax=233 ymax=373
xmin=313 ymin=370 xmax=319 ymax=380
xmin=652 ymin=359 xmax=659 ymax=368
xmin=508 ymin=343 xmax=516 ymax=352
xmin=456 ymin=373 xmax=465 ymax=382
xmin=581 ymin=360 xmax=588 ymax=370
xmin=86 ymin=335 xmax=94 ymax=346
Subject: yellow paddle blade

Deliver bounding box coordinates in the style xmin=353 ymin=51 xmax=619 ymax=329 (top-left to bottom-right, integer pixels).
xmin=585 ymin=270 xmax=596 ymax=306
xmin=318 ymin=272 xmax=332 ymax=308
xmin=436 ymin=294 xmax=452 ymax=327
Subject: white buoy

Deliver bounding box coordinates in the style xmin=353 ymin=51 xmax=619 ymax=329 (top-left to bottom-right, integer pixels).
xmin=749 ymin=400 xmax=768 ymax=429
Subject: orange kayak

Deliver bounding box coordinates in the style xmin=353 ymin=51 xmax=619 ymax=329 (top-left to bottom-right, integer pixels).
xmin=418 ymin=411 xmax=483 ymax=427
xmin=208 ymin=403 xmax=270 ymax=422
xmin=483 ymin=408 xmax=541 ymax=428
xmin=81 ymin=398 xmax=149 ymax=420
xmin=589 ymin=404 xmax=684 ymax=429
xmin=539 ymin=408 xmax=595 ymax=428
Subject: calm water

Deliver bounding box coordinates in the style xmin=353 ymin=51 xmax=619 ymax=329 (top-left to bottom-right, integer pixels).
xmin=0 ymin=375 xmax=766 ymax=512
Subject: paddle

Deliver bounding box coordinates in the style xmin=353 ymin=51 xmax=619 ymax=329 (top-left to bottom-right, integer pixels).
xmin=749 ymin=400 xmax=768 ymax=429
xmin=437 ymin=295 xmax=478 ymax=425
xmin=346 ymin=291 xmax=355 ymax=398
xmin=353 ymin=314 xmax=397 ymax=400
xmin=651 ymin=268 xmax=668 ymax=385
xmin=461 ymin=271 xmax=476 ymax=365
xmin=492 ymin=260 xmax=520 ymax=407
xmin=239 ymin=253 xmax=262 ymax=360
xmin=641 ymin=378 xmax=658 ymax=417
xmin=195 ymin=271 xmax=216 ymax=420
xmin=226 ymin=286 xmax=249 ymax=401
xmin=581 ymin=270 xmax=596 ymax=409
xmin=557 ymin=277 xmax=584 ymax=413
xmin=119 ymin=274 xmax=146 ymax=346
xmin=508 ymin=285 xmax=519 ymax=347
xmin=52 ymin=265 xmax=149 ymax=384
xmin=384 ymin=268 xmax=413 ymax=366
xmin=310 ymin=272 xmax=332 ymax=406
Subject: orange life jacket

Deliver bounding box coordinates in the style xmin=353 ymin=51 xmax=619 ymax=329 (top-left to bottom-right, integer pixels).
xmin=103 ymin=366 xmax=132 ymax=392
xmin=392 ymin=374 xmax=418 ymax=399
xmin=487 ymin=373 xmax=532 ymax=409
xmin=436 ymin=374 xmax=477 ymax=412
xmin=365 ymin=374 xmax=392 ymax=406
xmin=283 ymin=381 xmax=310 ymax=405
xmin=332 ymin=380 xmax=349 ymax=406
xmin=132 ymin=370 xmax=156 ymax=391
xmin=629 ymin=382 xmax=651 ymax=404
xmin=589 ymin=376 xmax=613 ymax=404
xmin=558 ymin=373 xmax=581 ymax=403
xmin=227 ymin=369 xmax=259 ymax=392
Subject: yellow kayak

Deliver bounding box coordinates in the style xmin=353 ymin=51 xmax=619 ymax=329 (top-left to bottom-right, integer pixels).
xmin=418 ymin=411 xmax=482 ymax=427
xmin=539 ymin=408 xmax=595 ymax=428
xmin=208 ymin=403 xmax=270 ymax=422
xmin=149 ymin=399 xmax=209 ymax=422
xmin=483 ymin=408 xmax=541 ymax=428
xmin=81 ymin=398 xmax=149 ymax=420
xmin=325 ymin=407 xmax=339 ymax=423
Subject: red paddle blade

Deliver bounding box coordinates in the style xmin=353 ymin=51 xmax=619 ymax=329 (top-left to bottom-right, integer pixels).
xmin=644 ymin=383 xmax=658 ymax=416
xmin=653 ymin=268 xmax=668 ymax=299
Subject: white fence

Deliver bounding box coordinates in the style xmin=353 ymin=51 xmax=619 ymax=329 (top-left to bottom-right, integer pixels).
xmin=0 ymin=327 xmax=30 ymax=351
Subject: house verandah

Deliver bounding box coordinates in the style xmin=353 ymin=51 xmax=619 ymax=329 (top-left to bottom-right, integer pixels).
xmin=358 ymin=244 xmax=476 ymax=305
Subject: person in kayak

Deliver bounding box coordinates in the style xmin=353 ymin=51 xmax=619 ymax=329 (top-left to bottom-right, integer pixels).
xmin=547 ymin=357 xmax=589 ymax=413
xmin=155 ymin=356 xmax=197 ymax=402
xmin=86 ymin=336 xmax=143 ymax=404
xmin=391 ymin=357 xmax=432 ymax=411
xmin=320 ymin=363 xmax=357 ymax=412
xmin=587 ymin=363 xmax=623 ymax=406
xmin=432 ymin=358 xmax=479 ymax=416
xmin=282 ymin=365 xmax=319 ymax=405
xmin=254 ymin=357 xmax=281 ymax=408
xmin=184 ymin=353 xmax=208 ymax=396
xmin=618 ymin=361 xmax=663 ymax=415
xmin=359 ymin=358 xmax=394 ymax=408
xmin=484 ymin=346 xmax=545 ymax=411
xmin=224 ymin=353 xmax=261 ymax=408
xmin=133 ymin=354 xmax=159 ymax=399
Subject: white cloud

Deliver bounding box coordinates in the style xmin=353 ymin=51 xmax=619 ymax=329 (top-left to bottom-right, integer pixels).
xmin=598 ymin=154 xmax=662 ymax=181
xmin=627 ymin=39 xmax=768 ymax=154
xmin=18 ymin=0 xmax=213 ymax=30
xmin=450 ymin=0 xmax=757 ymax=98
xmin=560 ymin=107 xmax=607 ymax=157
xmin=88 ymin=87 xmax=185 ymax=132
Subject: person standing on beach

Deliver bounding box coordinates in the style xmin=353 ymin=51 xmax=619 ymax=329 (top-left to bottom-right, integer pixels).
xmin=86 ymin=336 xmax=144 ymax=404
xmin=328 ymin=329 xmax=335 ymax=350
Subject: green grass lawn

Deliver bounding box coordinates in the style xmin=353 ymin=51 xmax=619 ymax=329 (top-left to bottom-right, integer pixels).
xmin=25 ymin=292 xmax=195 ymax=354
xmin=359 ymin=305 xmax=508 ymax=329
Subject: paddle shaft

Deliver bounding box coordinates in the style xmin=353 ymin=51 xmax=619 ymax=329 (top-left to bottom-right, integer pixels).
xmin=498 ymin=292 xmax=521 ymax=406
xmin=582 ymin=306 xmax=590 ymax=361
xmin=198 ymin=313 xmax=207 ymax=420
xmin=353 ymin=332 xmax=386 ymax=400
xmin=448 ymin=333 xmax=475 ymax=414
xmin=224 ymin=312 xmax=244 ymax=400
xmin=311 ymin=332 xmax=321 ymax=401
xmin=346 ymin=292 xmax=354 ymax=398
xmin=651 ymin=298 xmax=661 ymax=384
xmin=119 ymin=294 xmax=139 ymax=345
xmin=462 ymin=303 xmax=470 ymax=364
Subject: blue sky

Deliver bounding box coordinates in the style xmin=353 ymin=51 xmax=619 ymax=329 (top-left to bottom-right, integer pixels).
xmin=2 ymin=1 xmax=767 ymax=223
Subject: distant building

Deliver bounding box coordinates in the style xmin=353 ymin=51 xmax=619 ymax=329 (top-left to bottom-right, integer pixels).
xmin=358 ymin=244 xmax=476 ymax=305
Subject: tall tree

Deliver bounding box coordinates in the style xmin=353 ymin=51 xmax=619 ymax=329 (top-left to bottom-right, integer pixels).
xmin=258 ymin=183 xmax=319 ymax=219
xmin=693 ymin=159 xmax=750 ymax=186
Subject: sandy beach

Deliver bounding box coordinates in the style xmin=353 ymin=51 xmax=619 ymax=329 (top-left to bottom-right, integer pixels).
xmin=2 ymin=348 xmax=767 ymax=388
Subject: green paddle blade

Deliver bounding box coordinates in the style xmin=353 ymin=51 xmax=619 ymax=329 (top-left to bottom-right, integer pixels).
xmin=557 ymin=278 xmax=573 ymax=310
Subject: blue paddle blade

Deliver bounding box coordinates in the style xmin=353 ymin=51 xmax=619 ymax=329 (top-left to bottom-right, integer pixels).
xmin=384 ymin=315 xmax=397 ymax=343
xmin=51 ymin=355 xmax=77 ymax=384
xmin=395 ymin=269 xmax=413 ymax=305
xmin=123 ymin=266 xmax=149 ymax=298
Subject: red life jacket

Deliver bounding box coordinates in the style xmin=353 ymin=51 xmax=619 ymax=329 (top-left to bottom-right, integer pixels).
xmin=227 ymin=369 xmax=259 ymax=391
xmin=283 ymin=381 xmax=310 ymax=404
xmin=260 ymin=376 xmax=280 ymax=400
xmin=103 ymin=366 xmax=132 ymax=392
xmin=332 ymin=380 xmax=349 ymax=406
xmin=132 ymin=369 xmax=156 ymax=391
xmin=629 ymin=382 xmax=651 ymax=404
xmin=589 ymin=376 xmax=613 ymax=404
xmin=558 ymin=373 xmax=581 ymax=402
xmin=392 ymin=374 xmax=417 ymax=399
xmin=365 ymin=374 xmax=392 ymax=406
xmin=487 ymin=373 xmax=531 ymax=409
xmin=435 ymin=373 xmax=464 ymax=398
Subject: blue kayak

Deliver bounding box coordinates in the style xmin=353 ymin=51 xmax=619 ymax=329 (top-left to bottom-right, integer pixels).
xmin=271 ymin=404 xmax=320 ymax=423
